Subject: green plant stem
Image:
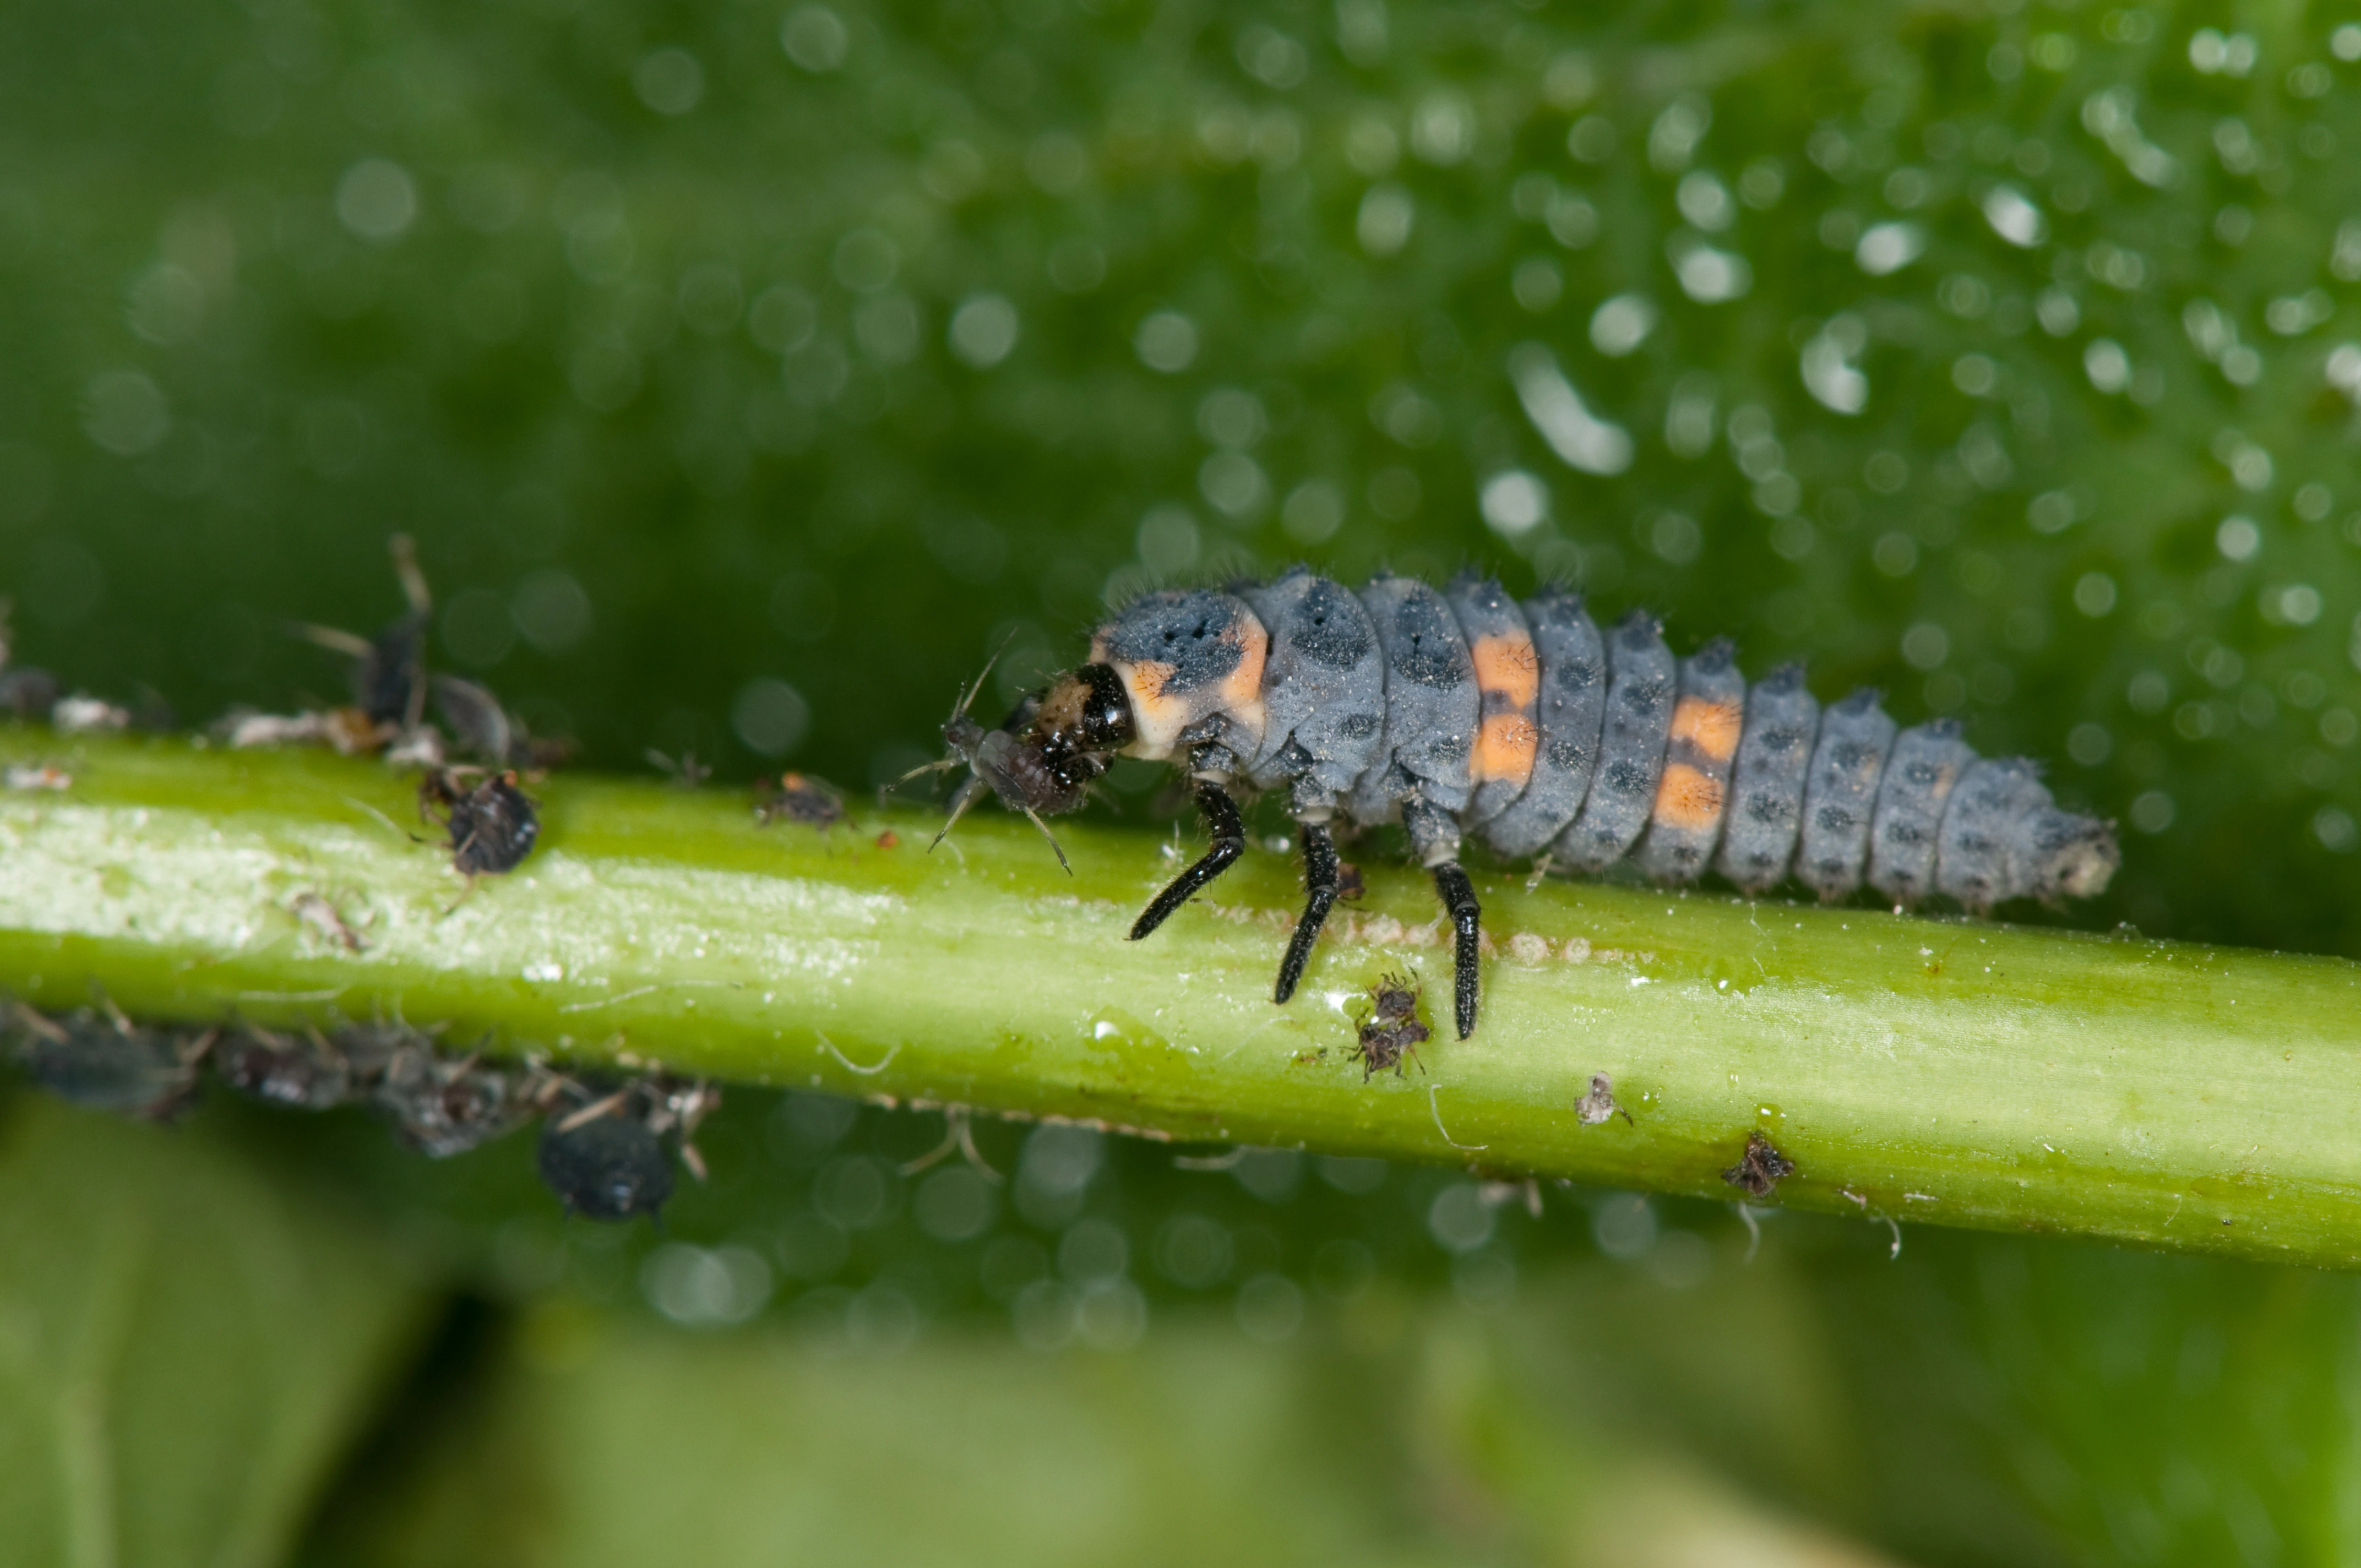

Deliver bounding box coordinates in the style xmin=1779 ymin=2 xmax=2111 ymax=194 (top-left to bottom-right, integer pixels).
xmin=3 ymin=734 xmax=2357 ymax=1267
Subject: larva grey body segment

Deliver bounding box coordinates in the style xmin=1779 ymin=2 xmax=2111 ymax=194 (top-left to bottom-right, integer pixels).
xmin=1713 ymin=662 xmax=1818 ymax=894
xmin=1239 ymin=568 xmax=1386 ymax=814
xmin=1797 ymin=688 xmax=1898 ymax=900
xmin=1867 ymin=720 xmax=1978 ymax=906
xmin=1935 ymin=757 xmax=2050 ymax=913
xmin=1478 ymin=588 xmax=1605 ymax=858
xmin=1443 ymin=573 xmax=1542 ymax=827
xmin=1631 ymin=638 xmax=1745 ymax=883
xmin=1346 ymin=573 xmax=1479 ymax=836
xmin=1552 ymin=610 xmax=1673 ymax=873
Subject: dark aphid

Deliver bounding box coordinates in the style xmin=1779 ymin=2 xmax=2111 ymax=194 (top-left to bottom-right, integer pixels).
xmin=537 ymin=1080 xmax=676 ymax=1221
xmin=0 ymin=666 xmax=59 ymax=721
xmin=10 ymin=1001 xmax=211 ymax=1120
xmin=217 ymin=1024 xmax=357 ymax=1110
xmin=0 ymin=597 xmax=61 ymax=721
xmin=757 ymin=771 xmax=845 ymax=830
xmin=420 ymin=767 xmax=540 ymax=875
xmin=1722 ymin=1130 xmax=1796 ymax=1197
xmin=373 ymin=1040 xmax=536 ymax=1157
xmin=1350 ymin=971 xmax=1431 ymax=1081
xmin=930 ymin=569 xmax=2119 ymax=1041
xmin=296 ymin=533 xmax=434 ymax=738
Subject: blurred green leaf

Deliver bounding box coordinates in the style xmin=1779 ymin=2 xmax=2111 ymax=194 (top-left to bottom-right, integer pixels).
xmin=0 ymin=1094 xmax=439 ymax=1568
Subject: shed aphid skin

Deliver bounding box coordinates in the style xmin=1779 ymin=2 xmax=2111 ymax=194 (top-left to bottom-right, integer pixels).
xmin=932 ymin=569 xmax=2120 ymax=1039
xmin=372 ymin=1038 xmax=540 ymax=1157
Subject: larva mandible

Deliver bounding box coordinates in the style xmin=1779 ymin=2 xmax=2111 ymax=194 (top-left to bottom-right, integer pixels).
xmin=934 ymin=567 xmax=2120 ymax=1042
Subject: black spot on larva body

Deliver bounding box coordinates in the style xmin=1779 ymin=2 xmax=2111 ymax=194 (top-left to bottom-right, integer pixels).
xmin=1603 ymin=759 xmax=1653 ymax=798
xmin=1338 ymin=712 xmax=1379 ymax=738
xmin=1287 ymin=576 xmax=1375 ymax=670
xmin=1388 ymin=596 xmax=1472 ymax=689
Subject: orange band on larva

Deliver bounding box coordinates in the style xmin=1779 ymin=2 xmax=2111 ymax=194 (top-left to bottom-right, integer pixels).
xmin=1215 ymin=618 xmax=1271 ymax=751
xmin=1669 ymin=697 xmax=1743 ymax=763
xmin=1652 ymin=762 xmax=1724 ymax=831
xmin=1469 ymin=633 xmax=1541 ymax=709
xmin=1475 ymin=714 xmax=1539 ymax=785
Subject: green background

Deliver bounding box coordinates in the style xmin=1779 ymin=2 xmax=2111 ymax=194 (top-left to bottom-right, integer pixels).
xmin=2 ymin=0 xmax=2359 ymax=1560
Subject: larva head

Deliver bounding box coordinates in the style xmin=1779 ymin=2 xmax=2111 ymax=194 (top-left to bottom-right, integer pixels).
xmin=941 ymin=662 xmax=1135 ymax=821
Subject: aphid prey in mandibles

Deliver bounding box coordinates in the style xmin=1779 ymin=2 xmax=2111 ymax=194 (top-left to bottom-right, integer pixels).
xmin=933 ymin=568 xmax=2119 ymax=1040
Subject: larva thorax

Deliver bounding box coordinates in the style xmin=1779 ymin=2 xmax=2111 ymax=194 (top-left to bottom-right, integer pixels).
xmin=938 ymin=567 xmax=2120 ymax=1041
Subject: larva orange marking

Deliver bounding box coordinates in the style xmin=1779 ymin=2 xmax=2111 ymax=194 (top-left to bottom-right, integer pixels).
xmin=1670 ymin=696 xmax=1743 ymax=763
xmin=1652 ymin=762 xmax=1724 ymax=832
xmin=1470 ymin=633 xmax=1541 ymax=708
xmin=1474 ymin=712 xmax=1540 ymax=785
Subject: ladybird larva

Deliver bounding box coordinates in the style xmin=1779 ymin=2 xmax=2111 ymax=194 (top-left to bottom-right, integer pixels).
xmin=935 ymin=567 xmax=2119 ymax=1041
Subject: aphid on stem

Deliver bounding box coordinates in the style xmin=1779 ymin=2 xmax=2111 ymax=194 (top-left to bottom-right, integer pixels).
xmin=418 ymin=767 xmax=540 ymax=876
xmin=1350 ymin=971 xmax=1431 ymax=1081
xmin=757 ymin=771 xmax=845 ymax=830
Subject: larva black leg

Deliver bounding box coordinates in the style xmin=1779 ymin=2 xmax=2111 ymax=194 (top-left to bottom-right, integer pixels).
xmin=1273 ymin=820 xmax=1337 ymax=1004
xmin=1129 ymin=780 xmax=1245 ymax=941
xmin=1432 ymin=862 xmax=1481 ymax=1039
